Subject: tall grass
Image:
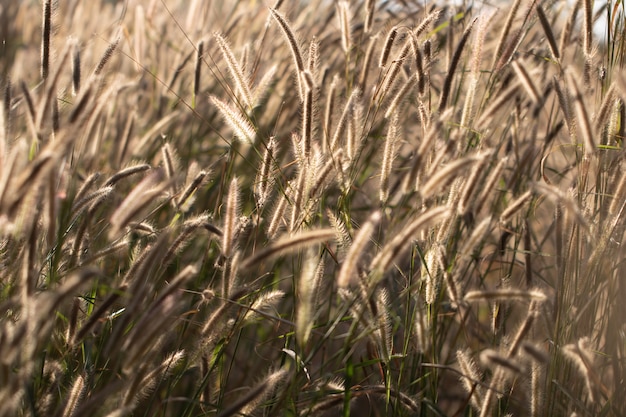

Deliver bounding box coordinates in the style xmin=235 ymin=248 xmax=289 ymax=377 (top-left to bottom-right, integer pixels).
xmin=1 ymin=0 xmax=625 ymax=415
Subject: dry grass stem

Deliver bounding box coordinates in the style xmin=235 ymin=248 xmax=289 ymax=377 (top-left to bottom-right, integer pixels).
xmin=337 ymin=1 xmax=351 ymax=54
xmin=337 ymin=211 xmax=381 ymax=288
xmin=610 ymin=168 xmax=626 ymax=216
xmin=269 ymin=8 xmax=305 ymax=100
xmin=255 ymin=137 xmax=275 ymax=207
xmin=364 ymin=0 xmax=375 ymax=34
xmin=512 ymin=60 xmax=541 ymax=105
xmin=566 ymin=72 xmax=596 ymax=154
xmin=242 ymin=289 xmax=285 ymax=322
xmin=62 ymin=374 xmax=85 ymax=417
xmin=371 ymin=207 xmax=449 ymax=274
xmin=380 ymin=26 xmax=399 ymax=68
xmin=480 ymin=349 xmax=523 ymax=375
xmin=295 ymin=250 xmax=321 ymax=348
xmin=109 ymin=169 xmax=165 ymax=238
xmin=330 ymin=87 xmax=360 ymax=151
xmin=193 ymin=39 xmax=204 ymax=104
xmin=562 ymin=337 xmax=599 ymax=403
xmin=41 ymin=0 xmax=52 ymax=80
xmin=461 ymin=13 xmax=490 ymax=128
xmin=385 ymin=73 xmax=417 ymax=119
xmin=377 ymin=46 xmax=407 ymax=103
xmin=457 ymin=350 xmax=484 ymax=411
xmin=553 ymin=76 xmax=574 ymax=136
xmin=421 ymin=154 xmax=482 ymax=199
xmin=94 ymin=35 xmax=120 ymax=75
xmin=242 ymin=229 xmax=335 ymax=270
xmin=439 ymin=18 xmax=476 ymax=112
xmin=594 ymin=82 xmax=617 ymax=135
xmin=161 ymin=143 xmax=179 ymax=196
xmin=359 ymin=35 xmax=377 ymax=88
xmin=536 ymin=4 xmax=560 ymax=61
xmin=491 ymin=0 xmax=521 ymax=70
xmin=583 ymin=0 xmax=593 ymax=57
xmin=499 ymin=190 xmax=533 ymax=224
xmin=324 ymin=74 xmax=338 ymax=150
xmin=380 ymin=113 xmax=399 ymax=203
xmin=105 ymin=164 xmax=151 ymax=187
xmin=215 ymin=33 xmax=253 ymax=110
xmin=266 ymin=193 xmax=289 ymax=239
xmin=216 ymin=368 xmax=289 ymax=417
xmin=177 ymin=170 xmax=208 ymax=210
xmin=71 ymin=40 xmax=81 ymax=95
xmin=464 ymin=289 xmax=547 ymax=303
xmin=222 ymin=177 xmax=239 ymax=258
xmin=301 ymin=71 xmax=314 ymax=158
xmin=560 ymin=0 xmax=581 ymax=55
xmin=36 ymin=40 xmax=72 ymax=133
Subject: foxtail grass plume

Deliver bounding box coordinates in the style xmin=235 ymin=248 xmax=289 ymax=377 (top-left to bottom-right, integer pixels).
xmin=210 ymin=96 xmax=256 ymax=144
xmin=337 ymin=211 xmax=381 ymax=288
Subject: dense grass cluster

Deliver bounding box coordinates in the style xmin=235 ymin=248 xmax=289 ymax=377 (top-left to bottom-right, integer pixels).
xmin=1 ymin=0 xmax=625 ymax=415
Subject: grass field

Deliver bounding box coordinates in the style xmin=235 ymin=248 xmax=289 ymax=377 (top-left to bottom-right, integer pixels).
xmin=1 ymin=0 xmax=625 ymax=415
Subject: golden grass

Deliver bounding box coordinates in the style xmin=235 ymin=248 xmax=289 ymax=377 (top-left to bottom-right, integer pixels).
xmin=0 ymin=0 xmax=625 ymax=415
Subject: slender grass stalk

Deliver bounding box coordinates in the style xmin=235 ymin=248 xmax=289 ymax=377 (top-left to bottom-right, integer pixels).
xmin=421 ymin=154 xmax=482 ymax=199
xmin=364 ymin=0 xmax=375 ymax=34
xmin=337 ymin=211 xmax=381 ymax=288
xmin=161 ymin=143 xmax=178 ymax=196
xmin=215 ymin=33 xmax=253 ymax=110
xmin=105 ymin=164 xmax=151 ymax=187
xmin=269 ymin=8 xmax=305 ymax=100
xmin=371 ymin=207 xmax=449 ymax=274
xmin=566 ymin=71 xmax=596 ymax=155
xmin=301 ymin=71 xmax=314 ymax=158
xmin=255 ymin=137 xmax=275 ymax=208
xmin=560 ymin=0 xmax=581 ymax=56
xmin=379 ymin=113 xmax=399 ymax=203
xmin=177 ymin=170 xmax=208 ymax=210
xmin=222 ymin=177 xmax=239 ymax=258
xmin=359 ymin=35 xmax=377 ymax=88
xmin=583 ymin=0 xmax=593 ymax=57
xmin=330 ymin=87 xmax=360 ymax=151
xmin=464 ymin=289 xmax=546 ymax=303
xmin=337 ymin=1 xmax=352 ymax=54
xmin=457 ymin=350 xmax=485 ymax=411
xmin=380 ymin=26 xmax=398 ymax=68
xmin=324 ymin=74 xmax=338 ymax=150
xmin=242 ymin=229 xmax=335 ymax=270
xmin=499 ymin=190 xmax=533 ymax=223
xmin=491 ymin=0 xmax=522 ymax=71
xmin=512 ymin=60 xmax=541 ymax=105
xmin=109 ymin=169 xmax=166 ymax=238
xmin=439 ymin=18 xmax=476 ymax=112
xmin=71 ymin=40 xmax=81 ymax=95
xmin=41 ymin=0 xmax=52 ymax=80
xmin=36 ymin=40 xmax=71 ymax=133
xmin=193 ymin=39 xmax=204 ymax=108
xmin=62 ymin=374 xmax=86 ymax=417
xmin=536 ymin=4 xmax=560 ymax=61
xmin=215 ymin=368 xmax=289 ymax=417
xmin=94 ymin=35 xmax=120 ymax=75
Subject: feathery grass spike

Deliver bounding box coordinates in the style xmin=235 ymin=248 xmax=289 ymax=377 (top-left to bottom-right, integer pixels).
xmin=210 ymin=96 xmax=256 ymax=143
xmin=242 ymin=229 xmax=335 ymax=270
xmin=337 ymin=211 xmax=381 ymax=287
